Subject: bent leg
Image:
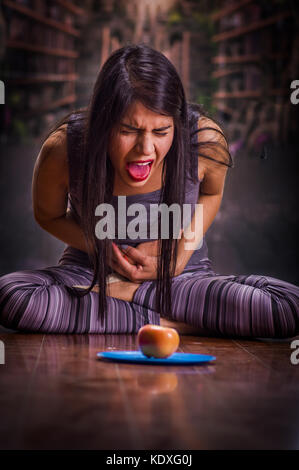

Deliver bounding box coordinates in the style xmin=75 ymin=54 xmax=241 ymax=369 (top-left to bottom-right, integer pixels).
xmin=0 ymin=264 xmax=159 ymax=333
xmin=132 ymin=266 xmax=299 ymax=339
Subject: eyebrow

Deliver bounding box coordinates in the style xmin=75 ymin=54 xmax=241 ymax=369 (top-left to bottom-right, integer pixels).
xmin=120 ymin=123 xmax=172 ymax=132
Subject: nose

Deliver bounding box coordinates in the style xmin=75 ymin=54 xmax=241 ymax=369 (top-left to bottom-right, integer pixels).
xmin=135 ymin=133 xmax=155 ymax=156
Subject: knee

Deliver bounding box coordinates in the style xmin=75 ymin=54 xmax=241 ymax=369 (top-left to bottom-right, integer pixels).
xmin=0 ymin=272 xmax=23 ymax=306
xmin=0 ymin=271 xmax=47 ymax=330
xmin=245 ymin=275 xmax=299 ymax=338
xmin=0 ymin=270 xmax=38 ymax=300
xmin=274 ymin=298 xmax=299 ymax=339
xmin=268 ymin=287 xmax=299 ymax=339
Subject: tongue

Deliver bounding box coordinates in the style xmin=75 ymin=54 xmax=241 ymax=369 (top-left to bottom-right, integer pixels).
xmin=126 ymin=162 xmax=151 ymax=179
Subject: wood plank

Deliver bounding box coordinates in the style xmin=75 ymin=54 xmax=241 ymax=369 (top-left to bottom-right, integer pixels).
xmin=3 ymin=0 xmax=81 ymax=37
xmin=212 ymin=11 xmax=291 ymax=42
xmin=0 ymin=332 xmax=298 ymax=449
xmin=211 ymin=0 xmax=254 ymax=22
xmin=233 ymin=336 xmax=299 ymax=375
xmin=213 ymin=89 xmax=289 ymax=99
xmin=212 ymin=53 xmax=288 ymax=65
xmin=7 ymin=40 xmax=79 ymax=58
xmin=9 ymin=74 xmax=78 ymax=85
xmin=0 ymin=333 xmax=45 ymax=449
xmin=212 ymin=67 xmax=243 ymax=78
xmin=55 ymin=0 xmax=87 ymax=17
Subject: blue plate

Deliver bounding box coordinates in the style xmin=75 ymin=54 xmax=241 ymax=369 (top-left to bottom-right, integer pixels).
xmin=97 ymin=350 xmax=216 ymax=365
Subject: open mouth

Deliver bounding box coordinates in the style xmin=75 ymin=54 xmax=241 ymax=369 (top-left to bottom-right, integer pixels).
xmin=125 ymin=159 xmax=154 ymax=181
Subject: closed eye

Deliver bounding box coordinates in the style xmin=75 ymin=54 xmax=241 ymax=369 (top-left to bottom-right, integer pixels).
xmin=120 ymin=130 xmax=168 ymax=136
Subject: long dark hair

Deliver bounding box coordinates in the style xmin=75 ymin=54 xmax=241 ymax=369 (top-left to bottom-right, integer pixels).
xmin=41 ymin=44 xmax=233 ymax=325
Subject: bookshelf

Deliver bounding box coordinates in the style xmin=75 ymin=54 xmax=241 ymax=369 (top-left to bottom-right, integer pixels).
xmin=3 ymin=0 xmax=81 ymax=36
xmin=211 ymin=0 xmax=254 ymax=22
xmin=212 ymin=53 xmax=288 ymax=65
xmin=6 ymin=40 xmax=79 ymax=57
xmin=212 ymin=11 xmax=291 ymax=43
xmin=0 ymin=0 xmax=87 ymax=141
xmin=210 ymin=0 xmax=297 ymax=151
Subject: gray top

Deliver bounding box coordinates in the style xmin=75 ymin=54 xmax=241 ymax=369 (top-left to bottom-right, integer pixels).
xmin=58 ymin=110 xmax=209 ymax=269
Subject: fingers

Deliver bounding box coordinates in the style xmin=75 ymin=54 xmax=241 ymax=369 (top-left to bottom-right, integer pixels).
xmin=110 ymin=256 xmax=143 ymax=282
xmin=110 ymin=260 xmax=143 ymax=283
xmin=111 ymin=245 xmax=146 ymax=282
xmin=117 ymin=243 xmax=147 ymax=264
xmin=105 ymin=242 xmax=148 ymax=281
xmin=122 ymin=252 xmax=134 ymax=265
xmin=112 ymin=242 xmax=135 ymax=265
xmin=112 ymin=242 xmax=145 ymax=269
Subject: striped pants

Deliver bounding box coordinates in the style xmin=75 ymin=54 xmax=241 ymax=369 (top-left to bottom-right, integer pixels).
xmin=0 ymin=258 xmax=298 ymax=338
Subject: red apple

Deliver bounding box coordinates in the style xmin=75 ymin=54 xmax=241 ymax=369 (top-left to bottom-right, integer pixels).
xmin=137 ymin=324 xmax=180 ymax=358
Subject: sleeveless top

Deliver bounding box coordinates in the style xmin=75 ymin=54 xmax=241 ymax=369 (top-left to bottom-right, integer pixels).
xmin=57 ymin=106 xmax=209 ymax=270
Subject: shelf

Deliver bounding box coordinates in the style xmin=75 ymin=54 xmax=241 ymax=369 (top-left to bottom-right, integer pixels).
xmin=3 ymin=0 xmax=81 ymax=37
xmin=1 ymin=2 xmax=82 ymax=137
xmin=212 ymin=102 xmax=235 ymax=116
xmin=213 ymin=89 xmax=289 ymax=99
xmin=7 ymin=40 xmax=79 ymax=58
xmin=9 ymin=74 xmax=78 ymax=85
xmin=212 ymin=11 xmax=291 ymax=42
xmin=212 ymin=68 xmax=243 ymax=78
xmin=22 ymin=94 xmax=77 ymax=118
xmin=55 ymin=0 xmax=87 ymax=17
xmin=212 ymin=53 xmax=288 ymax=64
xmin=211 ymin=0 xmax=254 ymax=22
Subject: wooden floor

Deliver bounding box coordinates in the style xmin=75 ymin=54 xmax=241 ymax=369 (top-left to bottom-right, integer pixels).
xmin=0 ymin=327 xmax=298 ymax=450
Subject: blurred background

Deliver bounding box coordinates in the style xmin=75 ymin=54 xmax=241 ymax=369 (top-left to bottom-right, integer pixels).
xmin=0 ymin=0 xmax=298 ymax=284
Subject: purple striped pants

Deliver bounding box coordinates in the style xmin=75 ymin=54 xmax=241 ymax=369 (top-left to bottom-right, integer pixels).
xmin=0 ymin=258 xmax=298 ymax=338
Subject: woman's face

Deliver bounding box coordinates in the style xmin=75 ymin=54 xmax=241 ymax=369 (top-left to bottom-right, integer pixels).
xmin=108 ymin=100 xmax=174 ymax=195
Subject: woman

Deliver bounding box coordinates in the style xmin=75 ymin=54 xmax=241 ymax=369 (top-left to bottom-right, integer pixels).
xmin=0 ymin=44 xmax=298 ymax=337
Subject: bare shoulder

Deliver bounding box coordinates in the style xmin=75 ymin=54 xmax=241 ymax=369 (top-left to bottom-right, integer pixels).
xmin=198 ymin=115 xmax=224 ymax=134
xmin=197 ymin=116 xmax=230 ymax=183
xmin=42 ymin=124 xmax=68 ymax=158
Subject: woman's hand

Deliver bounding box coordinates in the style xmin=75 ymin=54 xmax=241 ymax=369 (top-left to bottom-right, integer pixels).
xmin=135 ymin=240 xmax=159 ymax=258
xmin=109 ymin=241 xmax=159 ymax=282
xmin=108 ymin=240 xmax=185 ymax=281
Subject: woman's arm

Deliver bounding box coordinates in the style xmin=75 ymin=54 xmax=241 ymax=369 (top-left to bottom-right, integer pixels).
xmin=110 ymin=118 xmax=229 ymax=280
xmin=174 ymin=173 xmax=227 ymax=276
xmin=132 ymin=118 xmax=229 ymax=276
xmin=132 ymin=181 xmax=226 ymax=276
xmin=174 ymin=117 xmax=229 ymax=275
xmin=32 ymin=126 xmax=91 ymax=255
